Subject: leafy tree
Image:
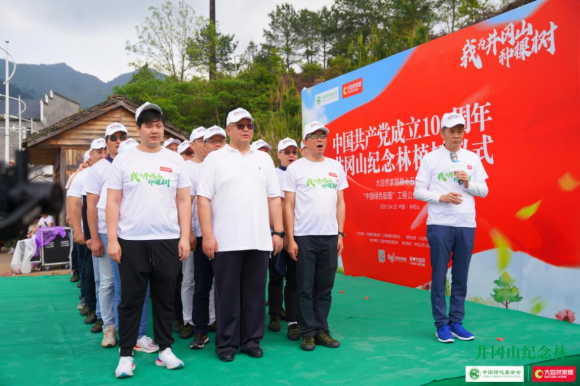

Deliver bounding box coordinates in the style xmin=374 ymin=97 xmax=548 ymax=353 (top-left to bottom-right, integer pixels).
xmin=458 ymin=0 xmax=497 ymax=26
xmin=263 ymin=3 xmax=301 ymax=71
xmin=318 ymin=6 xmax=338 ymax=68
xmin=491 ymin=271 xmax=523 ymax=309
xmin=295 ymin=9 xmax=321 ymax=64
xmin=436 ymin=0 xmax=462 ymax=33
xmin=188 ymin=21 xmax=238 ymax=79
xmin=125 ymin=1 xmax=204 ymax=82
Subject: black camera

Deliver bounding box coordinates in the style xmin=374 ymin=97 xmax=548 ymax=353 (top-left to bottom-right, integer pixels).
xmin=0 ymin=150 xmax=64 ymax=239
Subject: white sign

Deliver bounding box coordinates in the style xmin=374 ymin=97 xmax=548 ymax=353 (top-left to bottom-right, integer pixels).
xmin=466 ymin=366 xmax=525 ymax=383
xmin=315 ymin=87 xmax=339 ymax=107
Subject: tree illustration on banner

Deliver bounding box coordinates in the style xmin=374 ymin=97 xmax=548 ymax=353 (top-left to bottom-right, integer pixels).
xmin=491 ymin=271 xmax=523 ymax=309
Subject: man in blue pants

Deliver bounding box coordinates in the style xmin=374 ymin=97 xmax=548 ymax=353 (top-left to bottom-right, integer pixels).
xmin=414 ymin=112 xmax=489 ymax=343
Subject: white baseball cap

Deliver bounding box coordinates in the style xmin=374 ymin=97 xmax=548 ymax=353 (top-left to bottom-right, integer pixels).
xmin=163 ymin=138 xmax=182 ymax=148
xmin=301 ymin=141 xmax=305 ymax=149
xmin=303 ymin=121 xmax=329 ymax=140
xmin=178 ymin=141 xmax=192 ymax=154
xmin=83 ymin=150 xmax=90 ymax=163
xmin=135 ymin=102 xmax=162 ymax=121
xmin=118 ymin=138 xmax=139 ymax=153
xmin=251 ymin=139 xmax=272 ymax=152
xmin=190 ymin=126 xmax=206 ymax=141
xmin=441 ymin=112 xmax=466 ymax=130
xmin=278 ymin=138 xmax=298 ymax=152
xmin=204 ymin=126 xmax=227 ymax=141
xmin=105 ymin=122 xmax=128 ymax=136
xmin=226 ymin=107 xmax=254 ymax=126
xmin=89 ymin=138 xmax=106 ymax=152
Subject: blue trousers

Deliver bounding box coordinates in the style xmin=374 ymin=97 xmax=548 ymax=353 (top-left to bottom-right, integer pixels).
xmin=427 ymin=225 xmax=475 ymax=329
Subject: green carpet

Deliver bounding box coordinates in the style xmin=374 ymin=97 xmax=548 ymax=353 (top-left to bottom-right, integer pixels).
xmin=0 ymin=275 xmax=578 ymax=385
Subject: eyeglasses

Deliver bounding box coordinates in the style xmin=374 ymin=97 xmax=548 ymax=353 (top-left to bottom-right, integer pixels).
xmin=109 ymin=134 xmax=128 ymax=142
xmin=182 ymin=151 xmax=194 ymax=156
xmin=236 ymin=123 xmax=254 ymax=130
xmin=282 ymin=150 xmax=298 ymax=155
xmin=206 ymin=139 xmax=226 ymax=145
xmin=306 ymin=134 xmax=327 ymax=140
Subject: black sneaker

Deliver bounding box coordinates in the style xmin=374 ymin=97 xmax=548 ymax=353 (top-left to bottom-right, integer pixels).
xmin=287 ymin=324 xmax=300 ymax=341
xmin=268 ymin=317 xmax=281 ymax=332
xmin=280 ymin=308 xmax=287 ymax=321
xmin=208 ymin=321 xmax=217 ymax=332
xmin=91 ymin=319 xmax=104 ymax=333
xmin=180 ymin=324 xmax=194 ymax=339
xmin=315 ymin=332 xmax=340 ymax=348
xmin=84 ymin=309 xmax=97 ymax=325
xmin=173 ymin=320 xmax=184 ymax=333
xmin=301 ymin=336 xmax=315 ymax=351
xmin=190 ymin=333 xmax=209 ymax=349
xmin=80 ymin=306 xmax=89 ymax=316
xmin=70 ymin=272 xmax=79 ymax=283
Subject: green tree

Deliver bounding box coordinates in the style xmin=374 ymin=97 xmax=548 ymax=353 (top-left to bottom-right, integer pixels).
xmin=317 ymin=6 xmax=338 ymax=68
xmin=491 ymin=271 xmax=523 ymax=309
xmin=263 ymin=3 xmax=300 ymax=71
xmin=188 ymin=21 xmax=238 ymax=79
xmin=436 ymin=0 xmax=462 ymax=33
xmin=458 ymin=0 xmax=496 ymax=27
xmin=295 ymin=9 xmax=321 ymax=64
xmin=125 ymin=1 xmax=204 ymax=82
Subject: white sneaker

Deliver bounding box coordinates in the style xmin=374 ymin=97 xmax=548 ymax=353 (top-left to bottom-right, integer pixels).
xmin=155 ymin=348 xmax=184 ymax=370
xmin=115 ymin=356 xmax=135 ymax=378
xmin=76 ymin=298 xmax=86 ymax=310
xmin=135 ymin=335 xmax=159 ymax=353
xmin=102 ymin=326 xmax=117 ymax=348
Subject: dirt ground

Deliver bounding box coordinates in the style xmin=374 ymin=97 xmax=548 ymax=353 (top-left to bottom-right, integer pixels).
xmin=0 ymin=251 xmax=70 ymax=277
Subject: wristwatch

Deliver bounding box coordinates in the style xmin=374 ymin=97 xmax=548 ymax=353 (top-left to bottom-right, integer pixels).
xmin=338 ymin=232 xmax=345 ymax=238
xmin=272 ymin=231 xmax=286 ymax=238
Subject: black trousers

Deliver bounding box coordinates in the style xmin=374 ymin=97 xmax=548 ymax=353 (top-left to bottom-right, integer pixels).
xmin=212 ymin=249 xmax=269 ymax=355
xmin=295 ymin=236 xmax=338 ymax=337
xmin=174 ymin=268 xmax=183 ymax=323
xmin=193 ymin=237 xmax=214 ymax=334
xmin=76 ymin=243 xmax=96 ymax=310
xmin=117 ymin=238 xmax=181 ymax=357
xmin=268 ymin=249 xmax=298 ymax=323
xmin=71 ymin=241 xmax=78 ymax=273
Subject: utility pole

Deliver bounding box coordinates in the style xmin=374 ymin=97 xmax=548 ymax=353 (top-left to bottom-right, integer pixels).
xmin=209 ymin=0 xmax=217 ymax=80
xmin=4 ymin=41 xmax=10 ymax=163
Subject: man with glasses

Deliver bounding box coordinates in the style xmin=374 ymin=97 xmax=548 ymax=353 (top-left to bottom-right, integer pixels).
xmin=268 ymin=138 xmax=300 ymax=340
xmin=197 ymin=108 xmax=283 ymax=362
xmin=282 ymin=121 xmax=348 ymax=352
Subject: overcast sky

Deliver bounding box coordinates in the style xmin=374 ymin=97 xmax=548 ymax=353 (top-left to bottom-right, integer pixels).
xmin=0 ymin=0 xmax=332 ymax=82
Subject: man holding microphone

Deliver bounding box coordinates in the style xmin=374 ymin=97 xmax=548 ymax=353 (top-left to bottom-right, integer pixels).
xmin=414 ymin=112 xmax=489 ymax=343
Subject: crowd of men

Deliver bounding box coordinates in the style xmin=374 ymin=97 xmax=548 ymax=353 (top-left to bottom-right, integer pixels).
xmin=65 ymin=103 xmax=348 ymax=378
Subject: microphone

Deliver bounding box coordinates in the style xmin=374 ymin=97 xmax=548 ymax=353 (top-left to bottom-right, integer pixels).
xmin=450 ymin=152 xmax=463 ymax=185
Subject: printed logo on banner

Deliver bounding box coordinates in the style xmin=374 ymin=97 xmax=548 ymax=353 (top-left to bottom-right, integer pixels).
xmin=465 ymin=366 xmax=524 ymax=382
xmin=378 ymin=250 xmax=385 ymax=263
xmin=342 ymin=78 xmax=363 ymax=98
xmin=533 ymin=366 xmax=576 ymax=382
xmin=315 ymin=87 xmax=339 ymax=107
xmin=409 ymin=256 xmax=426 ymax=267
xmin=386 ymin=252 xmax=407 ymax=264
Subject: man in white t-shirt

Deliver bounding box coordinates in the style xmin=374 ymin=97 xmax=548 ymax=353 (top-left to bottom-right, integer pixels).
xmin=107 ymin=102 xmax=192 ymax=378
xmin=197 ymin=108 xmax=283 ymax=362
xmin=163 ymin=138 xmax=182 ymax=152
xmin=67 ymin=140 xmax=106 ymax=326
xmin=268 ymin=138 xmax=300 ymax=340
xmin=282 ymin=121 xmax=348 ymax=352
xmin=414 ymin=112 xmax=489 ymax=343
xmin=27 ymin=213 xmax=55 ymax=237
xmin=185 ymin=126 xmax=223 ymax=349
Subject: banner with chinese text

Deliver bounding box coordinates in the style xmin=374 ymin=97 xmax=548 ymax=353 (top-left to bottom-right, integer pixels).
xmin=302 ymin=0 xmax=580 ymax=323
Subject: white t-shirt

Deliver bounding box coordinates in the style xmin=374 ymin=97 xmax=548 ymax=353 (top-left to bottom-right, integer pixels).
xmin=197 ymin=145 xmax=281 ymax=252
xmin=414 ymin=147 xmax=488 ymax=228
xmin=66 ymin=168 xmax=90 ymax=229
xmin=282 ymin=157 xmax=348 ymax=236
xmin=108 ymin=147 xmax=191 ymax=240
xmin=275 ymin=167 xmax=286 ymax=198
xmin=84 ymin=158 xmax=113 ymax=235
xmin=38 ymin=215 xmax=55 ymax=227
xmin=185 ymin=161 xmax=202 ymax=237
